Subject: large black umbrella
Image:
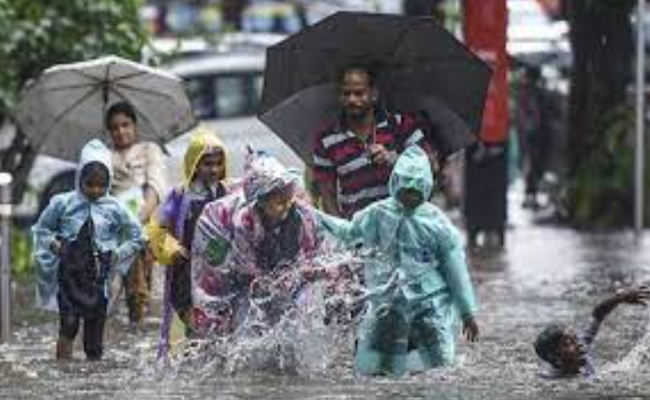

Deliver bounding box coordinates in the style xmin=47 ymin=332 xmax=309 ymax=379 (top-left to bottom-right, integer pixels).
xmin=258 ymin=11 xmax=492 ymax=163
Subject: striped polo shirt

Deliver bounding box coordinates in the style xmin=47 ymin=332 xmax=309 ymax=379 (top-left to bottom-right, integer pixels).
xmin=312 ymin=110 xmax=428 ymax=218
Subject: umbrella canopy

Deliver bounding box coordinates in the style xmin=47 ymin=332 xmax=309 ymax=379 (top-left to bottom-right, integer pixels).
xmin=16 ymin=55 xmax=196 ymax=161
xmin=259 ymin=11 xmax=492 ymax=162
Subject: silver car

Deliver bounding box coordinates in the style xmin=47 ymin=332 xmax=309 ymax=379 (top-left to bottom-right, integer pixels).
xmin=164 ymin=50 xmax=304 ymax=184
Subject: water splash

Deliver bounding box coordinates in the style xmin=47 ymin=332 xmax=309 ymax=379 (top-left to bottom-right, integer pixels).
xmin=166 ymin=246 xmax=370 ymax=378
xmin=603 ymin=307 xmax=650 ymax=376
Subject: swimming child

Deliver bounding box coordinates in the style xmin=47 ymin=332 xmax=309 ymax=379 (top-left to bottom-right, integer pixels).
xmin=535 ymin=286 xmax=650 ymax=378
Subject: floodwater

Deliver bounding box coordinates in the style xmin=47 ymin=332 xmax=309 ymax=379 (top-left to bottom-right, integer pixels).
xmin=2 ymin=191 xmax=650 ymax=400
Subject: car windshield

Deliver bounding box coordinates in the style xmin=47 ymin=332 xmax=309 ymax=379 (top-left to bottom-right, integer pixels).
xmin=183 ymin=73 xmax=263 ymax=119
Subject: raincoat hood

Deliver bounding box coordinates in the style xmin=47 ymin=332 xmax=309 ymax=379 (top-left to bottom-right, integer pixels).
xmin=75 ymin=139 xmax=113 ymax=195
xmin=183 ymin=127 xmax=227 ymax=187
xmin=243 ymin=149 xmax=297 ymax=204
xmin=388 ymin=145 xmax=434 ymax=202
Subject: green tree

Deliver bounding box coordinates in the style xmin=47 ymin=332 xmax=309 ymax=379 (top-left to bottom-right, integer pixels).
xmin=0 ymin=0 xmax=147 ymax=202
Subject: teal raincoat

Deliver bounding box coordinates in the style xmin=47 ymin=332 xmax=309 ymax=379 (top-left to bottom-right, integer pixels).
xmin=32 ymin=139 xmax=145 ymax=311
xmin=318 ymin=145 xmax=478 ymax=376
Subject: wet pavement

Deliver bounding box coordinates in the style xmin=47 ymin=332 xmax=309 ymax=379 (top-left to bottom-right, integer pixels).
xmin=2 ymin=186 xmax=650 ymax=400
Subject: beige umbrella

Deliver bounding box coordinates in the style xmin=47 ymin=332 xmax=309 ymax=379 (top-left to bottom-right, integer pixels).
xmin=16 ymin=55 xmax=196 ymax=161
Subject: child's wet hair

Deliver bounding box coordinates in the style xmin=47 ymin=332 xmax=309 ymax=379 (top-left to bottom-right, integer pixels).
xmin=81 ymin=162 xmax=109 ymax=187
xmin=534 ymin=323 xmax=567 ymax=364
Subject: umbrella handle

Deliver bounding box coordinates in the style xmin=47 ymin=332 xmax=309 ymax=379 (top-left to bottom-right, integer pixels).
xmin=102 ymin=83 xmax=110 ymax=105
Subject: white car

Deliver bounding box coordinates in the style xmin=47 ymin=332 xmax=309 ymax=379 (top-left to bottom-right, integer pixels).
xmin=164 ymin=50 xmax=304 ymax=184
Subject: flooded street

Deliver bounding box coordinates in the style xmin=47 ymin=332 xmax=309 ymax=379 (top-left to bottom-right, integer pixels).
xmin=2 ymin=189 xmax=650 ymax=400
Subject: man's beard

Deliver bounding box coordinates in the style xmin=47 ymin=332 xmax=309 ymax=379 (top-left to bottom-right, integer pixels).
xmin=344 ymin=106 xmax=371 ymax=122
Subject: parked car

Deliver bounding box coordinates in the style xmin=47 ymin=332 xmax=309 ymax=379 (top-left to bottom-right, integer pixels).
xmin=164 ymin=50 xmax=304 ymax=183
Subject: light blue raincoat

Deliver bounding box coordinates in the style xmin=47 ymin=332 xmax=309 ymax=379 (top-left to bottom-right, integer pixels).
xmin=318 ymin=145 xmax=478 ymax=376
xmin=32 ymin=139 xmax=145 ymax=311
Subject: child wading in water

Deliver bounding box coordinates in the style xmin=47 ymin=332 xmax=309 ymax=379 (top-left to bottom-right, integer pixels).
xmin=33 ymin=139 xmax=145 ymax=361
xmin=191 ymin=150 xmax=322 ymax=337
xmin=147 ymin=130 xmax=230 ymax=357
xmin=535 ymin=287 xmax=650 ymax=378
xmin=318 ymin=145 xmax=479 ymax=376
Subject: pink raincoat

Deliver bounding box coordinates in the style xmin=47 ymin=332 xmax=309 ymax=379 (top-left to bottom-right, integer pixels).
xmin=191 ymin=152 xmax=321 ymax=336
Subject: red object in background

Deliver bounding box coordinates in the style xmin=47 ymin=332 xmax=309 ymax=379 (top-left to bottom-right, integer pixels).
xmin=463 ymin=0 xmax=509 ymax=144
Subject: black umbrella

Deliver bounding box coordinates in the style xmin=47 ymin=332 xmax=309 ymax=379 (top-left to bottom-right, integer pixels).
xmin=258 ymin=11 xmax=492 ymax=163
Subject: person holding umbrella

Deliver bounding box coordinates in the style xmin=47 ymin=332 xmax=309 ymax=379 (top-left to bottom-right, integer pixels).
xmin=258 ymin=13 xmax=492 ymax=218
xmin=106 ymin=101 xmax=167 ymax=329
xmin=313 ymin=65 xmax=433 ymax=219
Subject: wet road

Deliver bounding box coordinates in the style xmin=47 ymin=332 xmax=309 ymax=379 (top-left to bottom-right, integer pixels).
xmin=2 ymin=188 xmax=650 ymax=400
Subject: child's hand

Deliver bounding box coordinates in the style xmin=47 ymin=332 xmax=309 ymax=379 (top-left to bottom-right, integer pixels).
xmin=615 ymin=286 xmax=650 ymax=306
xmin=462 ymin=316 xmax=480 ymax=342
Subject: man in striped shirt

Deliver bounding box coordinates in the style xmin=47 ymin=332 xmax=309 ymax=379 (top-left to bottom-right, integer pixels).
xmin=312 ymin=66 xmax=432 ymax=218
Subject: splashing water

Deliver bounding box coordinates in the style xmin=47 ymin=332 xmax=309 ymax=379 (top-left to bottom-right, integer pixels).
xmin=604 ymin=307 xmax=650 ymax=376
xmin=167 ymin=246 xmax=370 ymax=378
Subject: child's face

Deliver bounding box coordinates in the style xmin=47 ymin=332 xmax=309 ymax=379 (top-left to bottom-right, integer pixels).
xmin=195 ymin=150 xmax=225 ymax=185
xmin=107 ymin=112 xmax=137 ymax=151
xmin=81 ymin=170 xmax=108 ymax=201
xmin=259 ymin=188 xmax=295 ymax=224
xmin=397 ymin=188 xmax=424 ymax=211
xmin=550 ymin=330 xmax=587 ymax=373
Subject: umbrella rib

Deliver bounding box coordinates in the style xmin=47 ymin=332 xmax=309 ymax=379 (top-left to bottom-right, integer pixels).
xmin=44 ymin=82 xmax=102 ymax=92
xmin=112 ymin=70 xmax=150 ymax=83
xmin=33 ymin=85 xmax=102 ymax=148
xmin=389 ymin=22 xmax=418 ymax=69
xmin=112 ymin=82 xmax=181 ymax=104
xmin=68 ymin=69 xmax=106 ymax=84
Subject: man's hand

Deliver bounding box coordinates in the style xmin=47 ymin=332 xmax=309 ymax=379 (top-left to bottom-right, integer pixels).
xmin=615 ymin=286 xmax=650 ymax=306
xmin=462 ymin=315 xmax=480 ymax=342
xmin=369 ymin=144 xmax=397 ymax=165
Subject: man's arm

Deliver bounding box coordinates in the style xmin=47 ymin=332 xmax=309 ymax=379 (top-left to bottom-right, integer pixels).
xmin=319 ymin=179 xmax=342 ymax=217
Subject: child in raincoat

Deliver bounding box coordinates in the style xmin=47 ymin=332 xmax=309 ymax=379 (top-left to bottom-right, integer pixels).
xmin=318 ymin=145 xmax=479 ymax=376
xmin=146 ymin=129 xmax=230 ymax=356
xmin=191 ymin=150 xmax=322 ymax=336
xmin=32 ymin=139 xmax=145 ymax=361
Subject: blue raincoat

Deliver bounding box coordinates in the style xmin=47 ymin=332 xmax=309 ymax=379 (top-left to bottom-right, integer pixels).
xmin=318 ymin=145 xmax=478 ymax=376
xmin=32 ymin=139 xmax=145 ymax=311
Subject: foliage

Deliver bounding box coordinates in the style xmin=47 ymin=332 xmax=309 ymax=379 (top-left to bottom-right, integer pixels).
xmin=566 ymin=107 xmax=650 ymax=228
xmin=0 ymin=0 xmax=147 ymax=113
xmin=10 ymin=226 xmax=32 ymax=279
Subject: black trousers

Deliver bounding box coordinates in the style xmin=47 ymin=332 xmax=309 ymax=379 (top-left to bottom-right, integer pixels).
xmin=58 ymin=302 xmax=107 ymax=361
